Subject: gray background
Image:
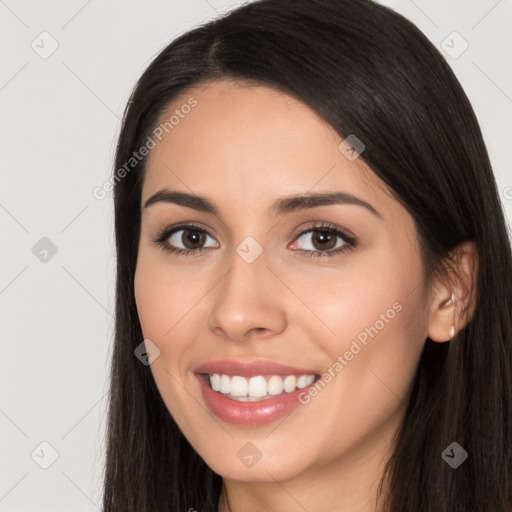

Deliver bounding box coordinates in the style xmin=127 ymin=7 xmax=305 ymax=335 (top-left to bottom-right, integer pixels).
xmin=1 ymin=0 xmax=511 ymax=510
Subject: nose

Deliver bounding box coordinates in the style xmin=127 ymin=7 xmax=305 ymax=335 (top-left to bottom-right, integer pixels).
xmin=206 ymin=246 xmax=287 ymax=343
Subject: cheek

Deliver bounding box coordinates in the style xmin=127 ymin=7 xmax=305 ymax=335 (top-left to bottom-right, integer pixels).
xmin=134 ymin=255 xmax=208 ymax=341
xmin=336 ymin=283 xmax=426 ymax=412
xmin=134 ymin=259 xmax=207 ymax=431
xmin=288 ymin=250 xmax=427 ymax=402
xmin=133 ymin=256 xmax=214 ymax=410
xmin=282 ymin=252 xmax=419 ymax=345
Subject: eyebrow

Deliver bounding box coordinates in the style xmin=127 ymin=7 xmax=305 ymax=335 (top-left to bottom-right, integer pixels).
xmin=143 ymin=189 xmax=381 ymax=218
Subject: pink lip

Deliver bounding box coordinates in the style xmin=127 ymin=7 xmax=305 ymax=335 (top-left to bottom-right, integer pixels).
xmin=193 ymin=359 xmax=320 ymax=426
xmin=193 ymin=359 xmax=318 ymax=377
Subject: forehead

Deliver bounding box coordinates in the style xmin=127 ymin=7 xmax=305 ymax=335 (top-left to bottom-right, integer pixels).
xmin=141 ymin=80 xmax=390 ymax=213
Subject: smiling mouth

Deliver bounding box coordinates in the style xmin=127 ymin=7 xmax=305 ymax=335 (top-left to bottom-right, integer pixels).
xmin=202 ymin=372 xmax=320 ymax=401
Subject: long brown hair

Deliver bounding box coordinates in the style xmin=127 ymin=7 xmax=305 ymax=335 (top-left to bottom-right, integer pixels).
xmin=103 ymin=0 xmax=512 ymax=510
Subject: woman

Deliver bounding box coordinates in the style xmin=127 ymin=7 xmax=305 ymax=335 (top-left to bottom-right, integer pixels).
xmin=102 ymin=0 xmax=512 ymax=510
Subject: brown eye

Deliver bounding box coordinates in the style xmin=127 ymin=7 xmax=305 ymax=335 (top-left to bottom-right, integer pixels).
xmin=310 ymin=230 xmax=338 ymax=250
xmin=165 ymin=228 xmax=218 ymax=251
xmin=154 ymin=225 xmax=220 ymax=255
xmin=294 ymin=228 xmax=349 ymax=253
xmin=180 ymin=229 xmax=206 ymax=249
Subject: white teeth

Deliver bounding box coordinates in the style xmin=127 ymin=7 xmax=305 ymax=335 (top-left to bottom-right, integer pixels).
xmin=248 ymin=376 xmax=267 ymax=397
xmin=267 ymin=375 xmax=284 ymax=395
xmin=283 ymin=375 xmax=296 ymax=392
xmin=210 ymin=373 xmax=221 ymax=392
xmin=230 ymin=376 xmax=248 ymax=396
xmin=207 ymin=373 xmax=316 ymax=399
xmin=296 ymin=375 xmax=308 ymax=389
xmin=220 ymin=374 xmax=231 ymax=394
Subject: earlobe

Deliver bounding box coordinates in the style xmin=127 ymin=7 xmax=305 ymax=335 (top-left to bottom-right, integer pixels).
xmin=428 ymin=291 xmax=457 ymax=343
xmin=427 ymin=241 xmax=478 ymax=343
xmin=445 ymin=292 xmax=457 ymax=340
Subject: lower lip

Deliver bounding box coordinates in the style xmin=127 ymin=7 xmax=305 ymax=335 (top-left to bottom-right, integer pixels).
xmin=195 ymin=374 xmax=316 ymax=426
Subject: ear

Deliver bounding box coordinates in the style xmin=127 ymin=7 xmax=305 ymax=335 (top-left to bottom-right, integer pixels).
xmin=427 ymin=240 xmax=478 ymax=343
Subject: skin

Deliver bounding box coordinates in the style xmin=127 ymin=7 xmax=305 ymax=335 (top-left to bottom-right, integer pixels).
xmin=134 ymin=80 xmax=477 ymax=512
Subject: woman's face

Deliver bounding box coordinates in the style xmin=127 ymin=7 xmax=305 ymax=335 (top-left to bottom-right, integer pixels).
xmin=134 ymin=80 xmax=431 ymax=483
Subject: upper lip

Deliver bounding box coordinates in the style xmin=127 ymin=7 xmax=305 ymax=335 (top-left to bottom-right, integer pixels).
xmin=193 ymin=359 xmax=319 ymax=378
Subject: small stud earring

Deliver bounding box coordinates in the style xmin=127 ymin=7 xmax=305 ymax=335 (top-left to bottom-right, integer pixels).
xmin=449 ymin=324 xmax=455 ymax=339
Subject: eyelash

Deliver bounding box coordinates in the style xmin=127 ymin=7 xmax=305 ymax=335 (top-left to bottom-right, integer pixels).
xmin=152 ymin=221 xmax=358 ymax=258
